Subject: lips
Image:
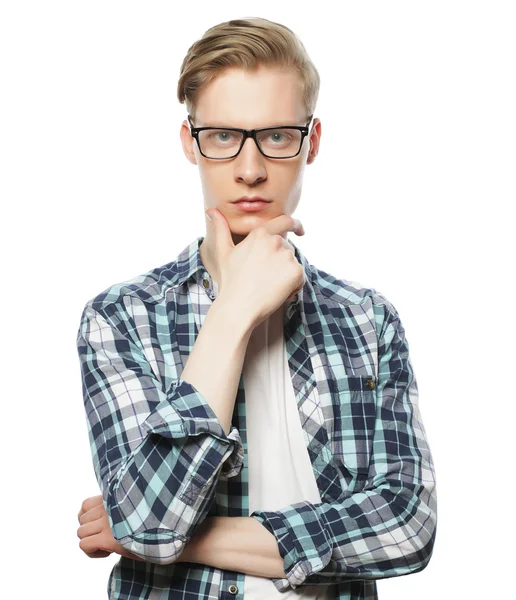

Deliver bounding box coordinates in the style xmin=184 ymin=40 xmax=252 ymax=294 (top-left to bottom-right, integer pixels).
xmin=235 ymin=200 xmax=270 ymax=204
xmin=233 ymin=199 xmax=271 ymax=212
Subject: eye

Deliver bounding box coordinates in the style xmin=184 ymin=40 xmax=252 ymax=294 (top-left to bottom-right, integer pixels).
xmin=210 ymin=130 xmax=238 ymax=143
xmin=259 ymin=128 xmax=295 ymax=147
xmin=268 ymin=131 xmax=288 ymax=143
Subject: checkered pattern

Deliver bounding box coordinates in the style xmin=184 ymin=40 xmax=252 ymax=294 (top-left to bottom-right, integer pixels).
xmin=76 ymin=235 xmax=437 ymax=599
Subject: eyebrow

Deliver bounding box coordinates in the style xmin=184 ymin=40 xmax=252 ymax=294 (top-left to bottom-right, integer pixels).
xmin=196 ymin=121 xmax=302 ymax=128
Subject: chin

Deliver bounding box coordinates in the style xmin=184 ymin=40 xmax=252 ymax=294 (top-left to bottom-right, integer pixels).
xmin=229 ymin=212 xmax=271 ymax=226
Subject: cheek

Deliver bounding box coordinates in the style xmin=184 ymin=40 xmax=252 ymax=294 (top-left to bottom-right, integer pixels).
xmin=198 ymin=164 xmax=226 ymax=189
xmin=285 ymin=196 xmax=302 ymax=215
xmin=273 ymin=161 xmax=302 ymax=185
xmin=278 ymin=164 xmax=304 ymax=192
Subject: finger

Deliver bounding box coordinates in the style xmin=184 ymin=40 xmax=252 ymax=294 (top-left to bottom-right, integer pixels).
xmin=260 ymin=214 xmax=304 ymax=238
xmin=286 ymin=272 xmax=305 ymax=299
xmin=79 ymin=504 xmax=105 ymax=526
xmin=291 ymin=219 xmax=305 ymax=236
xmin=84 ymin=549 xmax=112 ymax=559
xmin=205 ymin=208 xmax=236 ymax=263
xmin=78 ymin=495 xmax=103 ymax=522
xmin=77 ymin=518 xmax=104 ymax=540
xmin=79 ymin=532 xmax=105 ymax=555
xmin=79 ymin=495 xmax=103 ymax=517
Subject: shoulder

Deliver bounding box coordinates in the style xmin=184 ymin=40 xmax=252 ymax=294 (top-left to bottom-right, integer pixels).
xmin=81 ymin=258 xmax=182 ymax=314
xmin=308 ymin=263 xmax=403 ymax=345
xmin=310 ymin=263 xmax=398 ymax=315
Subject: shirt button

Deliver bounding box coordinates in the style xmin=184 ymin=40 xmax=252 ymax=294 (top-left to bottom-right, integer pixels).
xmin=228 ymin=584 xmax=238 ymax=594
xmin=203 ymin=279 xmax=209 ymax=289
xmin=365 ymin=378 xmax=376 ymax=390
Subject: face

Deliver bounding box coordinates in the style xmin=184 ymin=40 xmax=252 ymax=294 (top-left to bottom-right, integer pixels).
xmin=180 ymin=64 xmax=321 ymax=248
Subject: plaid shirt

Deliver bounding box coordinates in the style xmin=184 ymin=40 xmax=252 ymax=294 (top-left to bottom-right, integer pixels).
xmin=76 ymin=235 xmax=437 ymax=599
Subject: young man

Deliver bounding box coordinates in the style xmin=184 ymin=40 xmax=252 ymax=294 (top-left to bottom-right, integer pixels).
xmin=76 ymin=17 xmax=437 ymax=600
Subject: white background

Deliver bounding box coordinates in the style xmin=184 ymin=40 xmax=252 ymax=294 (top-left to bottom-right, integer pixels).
xmin=1 ymin=1 xmax=514 ymax=598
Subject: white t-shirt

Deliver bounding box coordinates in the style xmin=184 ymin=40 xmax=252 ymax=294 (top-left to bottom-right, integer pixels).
xmin=212 ymin=280 xmax=333 ymax=599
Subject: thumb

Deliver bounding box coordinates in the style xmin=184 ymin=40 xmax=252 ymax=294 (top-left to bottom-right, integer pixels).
xmin=205 ymin=208 xmax=235 ymax=260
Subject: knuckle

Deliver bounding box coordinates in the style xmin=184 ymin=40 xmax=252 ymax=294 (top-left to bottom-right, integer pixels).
xmin=273 ymin=234 xmax=284 ymax=248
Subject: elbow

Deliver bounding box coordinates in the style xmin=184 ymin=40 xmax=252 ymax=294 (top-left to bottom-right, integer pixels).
xmin=403 ymin=486 xmax=438 ymax=575
xmin=382 ymin=480 xmax=437 ymax=577
xmin=406 ymin=528 xmax=436 ymax=576
xmin=419 ymin=479 xmax=438 ymax=572
xmin=415 ymin=509 xmax=437 ymax=573
xmin=380 ymin=511 xmax=436 ymax=579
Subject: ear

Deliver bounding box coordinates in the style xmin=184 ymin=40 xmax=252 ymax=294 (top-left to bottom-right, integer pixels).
xmin=180 ymin=119 xmax=198 ymax=165
xmin=306 ymin=118 xmax=321 ymax=165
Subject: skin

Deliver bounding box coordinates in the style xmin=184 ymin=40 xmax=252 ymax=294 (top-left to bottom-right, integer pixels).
xmin=77 ymin=64 xmax=322 ymax=577
xmin=180 ymin=63 xmax=321 ymax=284
xmin=77 ymin=494 xmax=286 ymax=577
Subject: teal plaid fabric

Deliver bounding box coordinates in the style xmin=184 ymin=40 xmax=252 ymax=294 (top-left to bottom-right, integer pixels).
xmin=76 ymin=235 xmax=437 ymax=599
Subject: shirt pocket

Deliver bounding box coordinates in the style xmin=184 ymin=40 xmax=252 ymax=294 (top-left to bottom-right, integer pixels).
xmin=331 ymin=375 xmax=377 ymax=489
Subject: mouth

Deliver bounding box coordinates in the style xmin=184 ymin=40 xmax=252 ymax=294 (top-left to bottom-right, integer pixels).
xmin=232 ymin=198 xmax=272 ymax=212
xmin=232 ymin=197 xmax=272 ymax=204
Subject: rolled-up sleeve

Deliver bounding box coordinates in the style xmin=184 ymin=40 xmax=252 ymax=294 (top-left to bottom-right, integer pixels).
xmin=77 ymin=301 xmax=244 ymax=565
xmin=250 ymin=306 xmax=437 ymax=591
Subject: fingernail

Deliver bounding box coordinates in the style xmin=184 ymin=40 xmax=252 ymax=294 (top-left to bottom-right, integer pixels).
xmin=205 ymin=209 xmax=212 ymax=222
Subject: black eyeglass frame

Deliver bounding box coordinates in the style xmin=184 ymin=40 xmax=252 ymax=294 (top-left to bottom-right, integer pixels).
xmin=187 ymin=114 xmax=314 ymax=160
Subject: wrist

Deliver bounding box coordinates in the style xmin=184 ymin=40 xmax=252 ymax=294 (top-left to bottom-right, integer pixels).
xmin=210 ymin=294 xmax=255 ymax=339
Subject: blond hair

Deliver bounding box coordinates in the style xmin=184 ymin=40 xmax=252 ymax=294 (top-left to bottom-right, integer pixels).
xmin=177 ymin=17 xmax=320 ymax=122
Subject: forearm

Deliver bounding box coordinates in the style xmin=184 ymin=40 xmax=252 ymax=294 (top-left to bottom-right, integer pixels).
xmin=182 ymin=516 xmax=286 ymax=579
xmin=180 ymin=294 xmax=253 ymax=436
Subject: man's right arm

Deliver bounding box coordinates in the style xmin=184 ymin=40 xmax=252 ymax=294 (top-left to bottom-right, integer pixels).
xmin=179 ymin=293 xmax=253 ymax=437
xmin=76 ymin=294 xmax=253 ymax=565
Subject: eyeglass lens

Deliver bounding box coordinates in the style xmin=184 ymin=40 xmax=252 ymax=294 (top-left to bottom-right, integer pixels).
xmin=197 ymin=128 xmax=303 ymax=158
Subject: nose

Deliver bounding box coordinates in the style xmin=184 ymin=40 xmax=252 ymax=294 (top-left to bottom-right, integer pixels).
xmin=234 ymin=136 xmax=267 ymax=185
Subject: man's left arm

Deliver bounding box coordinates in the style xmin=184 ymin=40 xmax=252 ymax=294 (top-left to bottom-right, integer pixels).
xmin=241 ymin=307 xmax=437 ymax=591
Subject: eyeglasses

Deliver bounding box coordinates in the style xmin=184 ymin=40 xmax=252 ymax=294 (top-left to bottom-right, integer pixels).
xmin=188 ymin=114 xmax=313 ymax=160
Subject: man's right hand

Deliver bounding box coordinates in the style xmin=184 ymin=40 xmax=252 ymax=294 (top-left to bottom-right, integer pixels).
xmin=205 ymin=208 xmax=306 ymax=329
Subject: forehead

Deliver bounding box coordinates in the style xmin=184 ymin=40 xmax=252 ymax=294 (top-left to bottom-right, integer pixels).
xmin=194 ymin=65 xmax=306 ymax=127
